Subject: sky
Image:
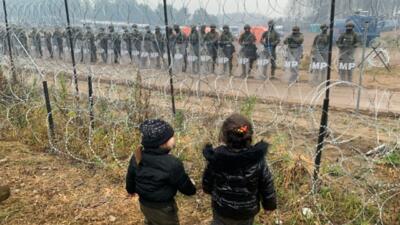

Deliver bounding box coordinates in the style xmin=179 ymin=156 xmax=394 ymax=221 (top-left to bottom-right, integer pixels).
xmin=141 ymin=0 xmax=290 ymax=17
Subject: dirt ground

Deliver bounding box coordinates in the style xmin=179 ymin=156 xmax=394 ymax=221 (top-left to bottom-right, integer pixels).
xmin=0 ymin=140 xmax=147 ymax=225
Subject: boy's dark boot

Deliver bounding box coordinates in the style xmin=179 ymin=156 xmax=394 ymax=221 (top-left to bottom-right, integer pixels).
xmin=0 ymin=185 xmax=10 ymax=203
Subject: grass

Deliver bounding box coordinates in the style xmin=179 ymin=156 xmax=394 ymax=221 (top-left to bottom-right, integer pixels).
xmin=1 ymin=71 xmax=399 ymax=224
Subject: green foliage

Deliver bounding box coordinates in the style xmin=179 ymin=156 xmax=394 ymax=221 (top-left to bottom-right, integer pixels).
xmin=240 ymin=96 xmax=257 ymax=119
xmin=382 ymin=151 xmax=400 ymax=166
xmin=174 ymin=110 xmax=185 ymax=132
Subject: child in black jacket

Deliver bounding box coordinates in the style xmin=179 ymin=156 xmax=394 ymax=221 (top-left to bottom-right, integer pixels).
xmin=202 ymin=114 xmax=277 ymax=225
xmin=126 ymin=119 xmax=196 ymax=225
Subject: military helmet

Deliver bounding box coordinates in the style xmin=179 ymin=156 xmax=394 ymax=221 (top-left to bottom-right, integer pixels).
xmin=292 ymin=26 xmax=300 ymax=32
xmin=223 ymin=25 xmax=229 ymax=29
xmin=268 ymin=20 xmax=275 ymax=26
xmin=122 ymin=25 xmax=127 ymax=30
xmin=99 ymin=27 xmax=105 ymax=31
xmin=320 ymin=24 xmax=328 ymax=30
xmin=109 ymin=25 xmax=114 ymax=29
xmin=132 ymin=24 xmax=138 ymax=29
xmin=345 ymin=21 xmax=354 ymax=28
xmin=244 ymin=24 xmax=251 ymax=29
xmin=173 ymin=24 xmax=180 ymax=29
xmin=210 ymin=24 xmax=216 ymax=29
xmin=155 ymin=26 xmax=160 ymax=30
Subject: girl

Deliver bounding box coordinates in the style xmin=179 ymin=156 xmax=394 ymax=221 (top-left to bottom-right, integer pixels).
xmin=202 ymin=114 xmax=277 ymax=225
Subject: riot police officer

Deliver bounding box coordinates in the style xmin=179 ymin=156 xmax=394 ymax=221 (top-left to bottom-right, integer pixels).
xmin=174 ymin=24 xmax=188 ymax=72
xmin=219 ymin=25 xmax=235 ymax=75
xmin=284 ymin=26 xmax=304 ymax=83
xmin=238 ymin=24 xmax=257 ymax=77
xmin=44 ymin=29 xmax=54 ymax=59
xmin=29 ymin=28 xmax=43 ymax=58
xmin=261 ymin=20 xmax=281 ymax=78
xmin=96 ymin=27 xmax=109 ymax=63
xmin=109 ymin=25 xmax=121 ymax=64
xmin=204 ymin=24 xmax=219 ymax=73
xmin=131 ymin=24 xmax=143 ymax=55
xmin=336 ymin=21 xmax=360 ymax=83
xmin=311 ymin=24 xmax=329 ymax=84
xmin=85 ymin=26 xmax=97 ymax=63
xmin=122 ymin=26 xmax=132 ymax=61
xmin=154 ymin=26 xmax=165 ymax=68
xmin=188 ymin=25 xmax=200 ymax=73
xmin=53 ymin=27 xmax=64 ymax=59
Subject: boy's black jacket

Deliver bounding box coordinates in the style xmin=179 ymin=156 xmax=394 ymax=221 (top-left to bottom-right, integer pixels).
xmin=202 ymin=141 xmax=277 ymax=220
xmin=126 ymin=147 xmax=196 ymax=206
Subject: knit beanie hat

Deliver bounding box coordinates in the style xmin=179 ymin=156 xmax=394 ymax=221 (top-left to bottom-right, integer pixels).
xmin=139 ymin=119 xmax=175 ymax=148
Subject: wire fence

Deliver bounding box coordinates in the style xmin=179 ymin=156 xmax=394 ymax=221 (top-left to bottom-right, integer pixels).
xmin=0 ymin=0 xmax=400 ymax=224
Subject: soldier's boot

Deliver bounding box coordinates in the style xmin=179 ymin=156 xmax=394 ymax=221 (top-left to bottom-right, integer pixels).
xmin=241 ymin=64 xmax=247 ymax=78
xmin=261 ymin=65 xmax=267 ymax=79
xmin=229 ymin=60 xmax=233 ymax=76
xmin=0 ymin=185 xmax=10 ymax=203
xmin=339 ymin=70 xmax=346 ymax=82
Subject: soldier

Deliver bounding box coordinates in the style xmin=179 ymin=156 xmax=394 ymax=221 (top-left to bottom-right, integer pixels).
xmin=96 ymin=27 xmax=109 ymax=63
xmin=311 ymin=24 xmax=329 ymax=84
xmin=219 ymin=25 xmax=235 ymax=75
xmin=283 ymin=26 xmax=304 ymax=83
xmin=188 ymin=25 xmax=200 ymax=73
xmin=53 ymin=27 xmax=64 ymax=59
xmin=109 ymin=25 xmax=121 ymax=64
xmin=131 ymin=24 xmax=143 ymax=55
xmin=336 ymin=21 xmax=360 ymax=83
xmin=122 ymin=26 xmax=132 ymax=61
xmin=204 ymin=24 xmax=219 ymax=73
xmin=173 ymin=24 xmax=188 ymax=72
xmin=238 ymin=24 xmax=257 ymax=77
xmin=17 ymin=27 xmax=29 ymax=55
xmin=200 ymin=25 xmax=207 ymax=47
xmin=44 ymin=29 xmax=54 ymax=59
xmin=85 ymin=26 xmax=97 ymax=63
xmin=73 ymin=27 xmax=85 ymax=63
xmin=153 ymin=26 xmax=165 ymax=68
xmin=29 ymin=28 xmax=43 ymax=58
xmin=142 ymin=25 xmax=155 ymax=67
xmin=261 ymin=20 xmax=281 ymax=79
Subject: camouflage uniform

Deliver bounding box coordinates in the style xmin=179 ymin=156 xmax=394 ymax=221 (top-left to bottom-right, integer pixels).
xmin=17 ymin=28 xmax=29 ymax=55
xmin=188 ymin=25 xmax=200 ymax=73
xmin=219 ymin=25 xmax=235 ymax=75
xmin=122 ymin=26 xmax=132 ymax=61
xmin=154 ymin=26 xmax=165 ymax=68
xmin=96 ymin=27 xmax=109 ymax=63
xmin=238 ymin=25 xmax=257 ymax=76
xmin=29 ymin=28 xmax=43 ymax=58
xmin=85 ymin=26 xmax=97 ymax=63
xmin=336 ymin=22 xmax=360 ymax=82
xmin=284 ymin=26 xmax=304 ymax=83
xmin=73 ymin=27 xmax=84 ymax=63
xmin=109 ymin=26 xmax=121 ymax=64
xmin=174 ymin=25 xmax=188 ymax=72
xmin=311 ymin=24 xmax=329 ymax=84
xmin=53 ymin=27 xmax=64 ymax=59
xmin=204 ymin=25 xmax=219 ymax=73
xmin=261 ymin=20 xmax=281 ymax=78
xmin=131 ymin=24 xmax=143 ymax=53
xmin=44 ymin=30 xmax=54 ymax=59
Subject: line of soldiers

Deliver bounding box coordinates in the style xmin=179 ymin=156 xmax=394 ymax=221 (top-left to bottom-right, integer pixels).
xmin=1 ymin=21 xmax=360 ymax=84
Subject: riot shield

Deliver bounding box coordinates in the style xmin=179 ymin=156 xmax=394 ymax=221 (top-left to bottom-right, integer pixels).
xmin=172 ymin=44 xmax=185 ymax=74
xmin=257 ymin=48 xmax=270 ymax=80
xmin=283 ymin=46 xmax=302 ymax=84
xmin=309 ymin=51 xmax=328 ymax=86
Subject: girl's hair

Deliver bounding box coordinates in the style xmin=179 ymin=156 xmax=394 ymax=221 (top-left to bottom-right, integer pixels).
xmin=135 ymin=146 xmax=143 ymax=165
xmin=219 ymin=113 xmax=253 ymax=149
